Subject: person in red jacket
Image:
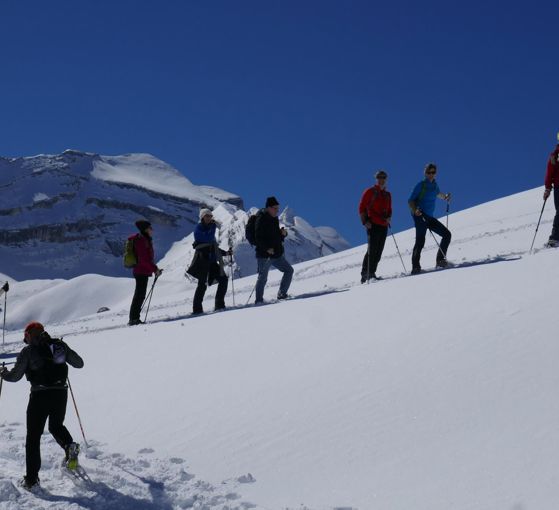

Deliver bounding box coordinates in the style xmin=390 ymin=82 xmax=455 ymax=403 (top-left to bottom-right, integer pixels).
xmin=358 ymin=170 xmax=392 ymax=282
xmin=543 ymin=137 xmax=559 ymax=247
xmin=128 ymin=220 xmax=162 ymax=326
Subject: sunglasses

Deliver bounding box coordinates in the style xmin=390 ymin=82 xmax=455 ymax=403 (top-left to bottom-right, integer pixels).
xmin=426 ymin=170 xmax=437 ymax=175
xmin=377 ymin=176 xmax=387 ymax=179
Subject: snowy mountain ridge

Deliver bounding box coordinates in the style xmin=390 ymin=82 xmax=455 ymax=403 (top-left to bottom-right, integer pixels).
xmin=0 ymin=150 xmax=349 ymax=280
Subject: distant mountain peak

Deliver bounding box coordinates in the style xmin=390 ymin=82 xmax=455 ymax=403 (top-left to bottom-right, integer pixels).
xmin=0 ymin=151 xmax=349 ymax=280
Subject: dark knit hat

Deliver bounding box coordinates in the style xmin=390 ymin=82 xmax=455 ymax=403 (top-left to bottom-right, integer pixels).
xmin=135 ymin=220 xmax=152 ymax=233
xmin=265 ymin=196 xmax=280 ymax=208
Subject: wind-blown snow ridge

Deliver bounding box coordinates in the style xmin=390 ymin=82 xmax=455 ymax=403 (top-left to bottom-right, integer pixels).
xmin=92 ymin=153 xmax=214 ymax=204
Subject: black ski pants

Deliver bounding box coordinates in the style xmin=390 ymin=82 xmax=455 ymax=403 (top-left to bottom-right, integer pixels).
xmin=361 ymin=224 xmax=388 ymax=278
xmin=26 ymin=389 xmax=73 ymax=482
xmin=412 ymin=214 xmax=451 ymax=270
xmin=550 ymin=187 xmax=559 ymax=241
xmin=193 ymin=274 xmax=228 ymax=313
xmin=129 ymin=274 xmax=149 ymax=322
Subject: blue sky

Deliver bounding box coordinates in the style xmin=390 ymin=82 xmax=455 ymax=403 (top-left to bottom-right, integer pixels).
xmin=1 ymin=1 xmax=558 ymax=246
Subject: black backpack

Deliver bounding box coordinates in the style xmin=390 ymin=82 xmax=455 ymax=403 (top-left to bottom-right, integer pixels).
xmin=28 ymin=334 xmax=69 ymax=387
xmin=245 ymin=211 xmax=262 ymax=246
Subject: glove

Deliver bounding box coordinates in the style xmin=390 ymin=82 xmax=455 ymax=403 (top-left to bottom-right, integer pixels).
xmin=444 ymin=193 xmax=452 ymax=202
xmin=1 ymin=282 xmax=8 ymax=293
xmin=155 ymin=268 xmax=163 ymax=278
xmin=544 ymin=189 xmax=551 ymax=200
xmin=414 ymin=208 xmax=423 ymax=216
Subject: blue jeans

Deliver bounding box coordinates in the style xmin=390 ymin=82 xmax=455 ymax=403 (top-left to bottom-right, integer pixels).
xmin=255 ymin=256 xmax=294 ymax=302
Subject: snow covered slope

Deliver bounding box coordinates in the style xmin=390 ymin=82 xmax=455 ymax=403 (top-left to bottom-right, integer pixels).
xmin=0 ymin=151 xmax=349 ymax=281
xmin=0 ymin=186 xmax=557 ymax=510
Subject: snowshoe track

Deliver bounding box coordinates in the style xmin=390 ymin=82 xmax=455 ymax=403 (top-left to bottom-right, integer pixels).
xmin=0 ymin=422 xmax=257 ymax=510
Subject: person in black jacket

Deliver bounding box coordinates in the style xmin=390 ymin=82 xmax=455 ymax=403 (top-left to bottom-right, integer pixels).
xmin=0 ymin=322 xmax=84 ymax=490
xmin=254 ymin=196 xmax=294 ymax=303
xmin=187 ymin=208 xmax=230 ymax=314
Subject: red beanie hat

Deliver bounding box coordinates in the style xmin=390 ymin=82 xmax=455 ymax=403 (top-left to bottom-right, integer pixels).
xmin=24 ymin=322 xmax=44 ymax=335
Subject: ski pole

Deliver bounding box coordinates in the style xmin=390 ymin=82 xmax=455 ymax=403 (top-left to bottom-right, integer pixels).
xmin=529 ymin=197 xmax=548 ymax=253
xmin=230 ymin=253 xmax=236 ymax=306
xmin=228 ymin=232 xmax=236 ymax=306
xmin=140 ymin=278 xmax=155 ymax=313
xmin=67 ymin=377 xmax=88 ymax=448
xmin=0 ymin=362 xmax=5 ymax=403
xmin=389 ymin=225 xmax=407 ymax=273
xmin=140 ymin=285 xmax=154 ymax=313
xmin=446 ymin=202 xmax=450 ymax=229
xmin=142 ymin=274 xmax=159 ymax=323
xmin=246 ymin=284 xmax=256 ymax=306
xmin=1 ymin=282 xmax=8 ymax=347
xmin=365 ymin=229 xmax=370 ymax=285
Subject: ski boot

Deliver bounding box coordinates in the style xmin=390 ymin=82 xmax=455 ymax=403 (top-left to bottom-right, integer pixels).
xmin=19 ymin=476 xmax=40 ymax=491
xmin=65 ymin=442 xmax=80 ymax=471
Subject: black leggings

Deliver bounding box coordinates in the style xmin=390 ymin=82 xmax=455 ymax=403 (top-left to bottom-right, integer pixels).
xmin=361 ymin=224 xmax=388 ymax=277
xmin=550 ymin=187 xmax=559 ymax=241
xmin=26 ymin=390 xmax=73 ymax=481
xmin=412 ymin=214 xmax=451 ymax=269
xmin=129 ymin=275 xmax=149 ymax=322
xmin=193 ymin=274 xmax=228 ymax=313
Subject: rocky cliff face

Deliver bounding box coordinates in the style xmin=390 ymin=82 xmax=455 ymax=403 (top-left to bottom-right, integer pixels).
xmin=0 ymin=150 xmax=350 ymax=281
xmin=0 ymin=151 xmax=243 ymax=279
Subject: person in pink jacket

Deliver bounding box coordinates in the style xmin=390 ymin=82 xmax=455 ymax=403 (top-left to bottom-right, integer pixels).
xmin=128 ymin=220 xmax=162 ymax=325
xmin=543 ymin=137 xmax=559 ymax=247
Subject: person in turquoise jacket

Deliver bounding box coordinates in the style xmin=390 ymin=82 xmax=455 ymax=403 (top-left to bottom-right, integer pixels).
xmin=408 ymin=163 xmax=452 ymax=274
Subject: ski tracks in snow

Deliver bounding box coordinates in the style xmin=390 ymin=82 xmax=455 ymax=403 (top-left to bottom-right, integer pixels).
xmin=0 ymin=421 xmax=258 ymax=510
